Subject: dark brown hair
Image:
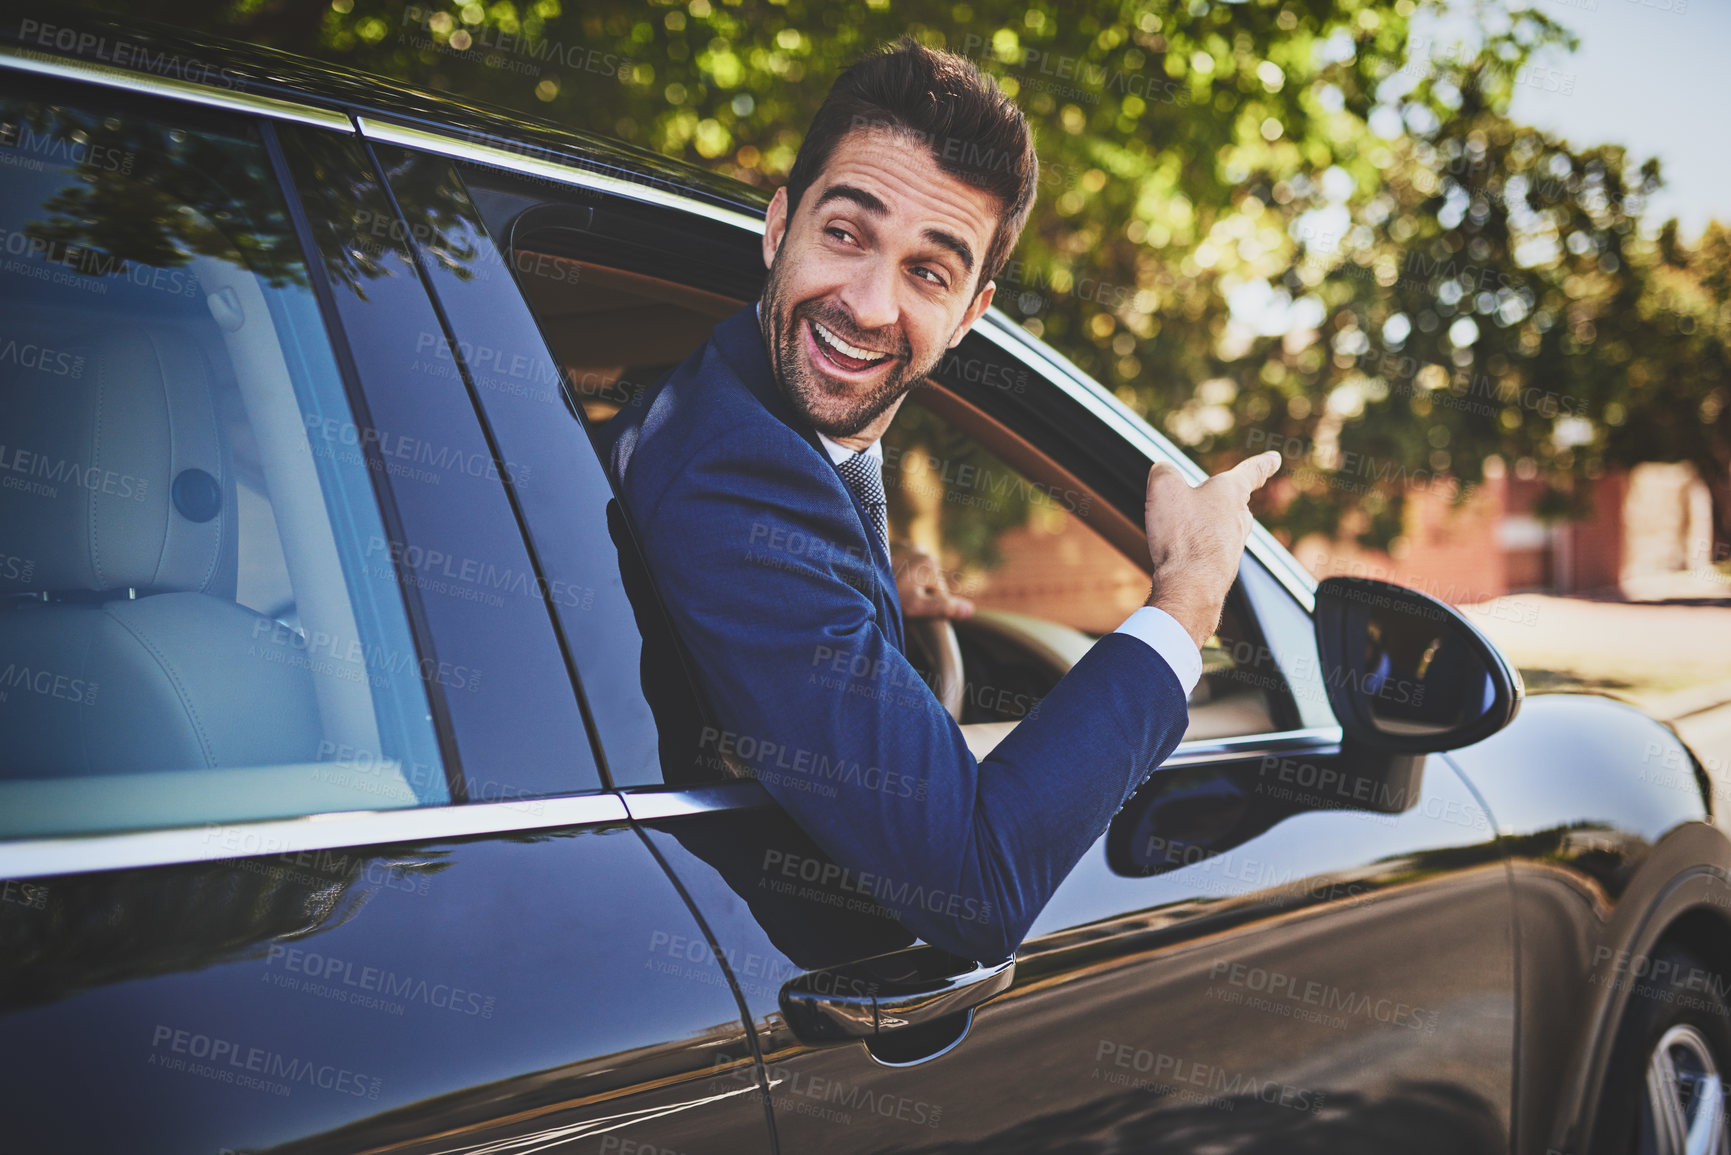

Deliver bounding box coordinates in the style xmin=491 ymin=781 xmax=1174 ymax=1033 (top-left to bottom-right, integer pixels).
xmin=784 ymin=35 xmax=1038 ymax=292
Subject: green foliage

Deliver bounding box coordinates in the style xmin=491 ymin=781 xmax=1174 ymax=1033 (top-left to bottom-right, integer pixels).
xmin=84 ymin=0 xmax=1731 ymax=551
xmin=18 ymin=102 xmax=308 ymax=288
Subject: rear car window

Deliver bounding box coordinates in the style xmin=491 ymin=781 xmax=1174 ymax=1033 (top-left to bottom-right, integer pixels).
xmin=0 ymin=81 xmax=448 ymax=836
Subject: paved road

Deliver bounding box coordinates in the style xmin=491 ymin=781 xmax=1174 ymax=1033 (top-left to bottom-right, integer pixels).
xmin=1462 ymin=577 xmax=1731 ymax=832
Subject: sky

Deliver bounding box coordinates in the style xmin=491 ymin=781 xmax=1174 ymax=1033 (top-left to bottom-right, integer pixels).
xmin=1440 ymin=0 xmax=1731 ymax=240
xmin=1230 ymin=0 xmax=1727 ymax=336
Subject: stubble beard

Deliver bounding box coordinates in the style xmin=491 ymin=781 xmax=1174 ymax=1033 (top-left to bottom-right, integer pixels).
xmin=758 ymin=250 xmax=938 ymax=440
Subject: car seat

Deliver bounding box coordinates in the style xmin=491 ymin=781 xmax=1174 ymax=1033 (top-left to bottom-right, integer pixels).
xmin=0 ymin=319 xmax=322 ymax=778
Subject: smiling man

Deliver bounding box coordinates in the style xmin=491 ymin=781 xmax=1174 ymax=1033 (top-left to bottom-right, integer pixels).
xmin=603 ymin=37 xmax=1279 ymax=961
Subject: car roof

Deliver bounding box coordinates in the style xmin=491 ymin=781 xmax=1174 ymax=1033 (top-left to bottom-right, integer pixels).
xmin=0 ymin=9 xmax=770 ymax=224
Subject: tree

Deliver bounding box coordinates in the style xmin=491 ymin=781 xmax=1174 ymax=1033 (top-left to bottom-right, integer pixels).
xmin=1612 ymin=220 xmax=1731 ymax=564
xmin=68 ymin=0 xmax=1728 ymax=554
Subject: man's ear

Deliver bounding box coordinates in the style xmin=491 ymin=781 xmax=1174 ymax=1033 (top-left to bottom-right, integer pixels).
xmin=947 ymin=279 xmax=997 ymax=349
xmin=762 ymin=186 xmax=789 ymax=270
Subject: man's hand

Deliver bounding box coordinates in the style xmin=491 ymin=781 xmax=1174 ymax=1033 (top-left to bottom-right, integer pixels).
xmin=1143 ymin=450 xmax=1283 ymax=649
xmin=892 ymin=542 xmax=975 ymax=621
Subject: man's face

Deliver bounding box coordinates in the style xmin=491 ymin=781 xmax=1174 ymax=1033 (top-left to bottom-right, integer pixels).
xmin=759 ymin=126 xmax=999 ymax=440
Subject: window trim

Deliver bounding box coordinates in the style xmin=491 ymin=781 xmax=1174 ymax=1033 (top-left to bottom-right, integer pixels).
xmin=0 ymin=793 xmax=631 ymax=881
xmin=0 ymin=726 xmax=1341 ymax=880
xmin=0 ymin=44 xmax=350 ymax=130
xmin=360 ymin=117 xmax=766 ymax=234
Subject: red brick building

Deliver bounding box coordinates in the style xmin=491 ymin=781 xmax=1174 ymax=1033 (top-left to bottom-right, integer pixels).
xmin=1291 ymin=463 xmax=1710 ymax=602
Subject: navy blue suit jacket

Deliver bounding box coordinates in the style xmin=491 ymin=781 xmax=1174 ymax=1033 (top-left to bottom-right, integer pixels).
xmin=602 ymin=304 xmax=1189 ymax=961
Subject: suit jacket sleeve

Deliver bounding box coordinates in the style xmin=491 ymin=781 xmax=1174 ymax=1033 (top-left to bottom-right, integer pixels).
xmin=631 ymin=415 xmax=1190 ymax=961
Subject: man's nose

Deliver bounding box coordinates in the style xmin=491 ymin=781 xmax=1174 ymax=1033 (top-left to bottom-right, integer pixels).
xmin=837 ymin=255 xmax=900 ymax=335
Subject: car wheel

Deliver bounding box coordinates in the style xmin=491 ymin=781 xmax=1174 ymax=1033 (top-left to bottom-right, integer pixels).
xmin=1595 ymin=942 xmax=1731 ymax=1155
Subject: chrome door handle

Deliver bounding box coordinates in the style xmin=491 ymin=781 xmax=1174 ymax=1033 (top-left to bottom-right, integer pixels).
xmin=779 ymin=951 xmax=1015 ymax=1045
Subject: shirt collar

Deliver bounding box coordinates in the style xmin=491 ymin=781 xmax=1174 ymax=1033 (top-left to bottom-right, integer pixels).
xmin=817 ymin=429 xmax=883 ymax=466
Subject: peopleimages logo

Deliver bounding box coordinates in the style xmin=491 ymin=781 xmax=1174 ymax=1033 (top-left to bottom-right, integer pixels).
xmin=0 ymin=336 xmax=84 ymax=378
xmin=0 ymin=118 xmax=133 ymax=174
xmin=148 ymin=1025 xmax=382 ymax=1099
xmin=954 ymin=33 xmax=1191 ymax=109
xmin=700 ymin=725 xmax=928 ymax=801
xmin=0 ymin=224 xmax=202 ymax=298
xmin=1208 ymin=960 xmax=1440 ymax=1034
xmin=0 ymin=441 xmax=148 ymax=503
xmin=398 ymin=7 xmax=636 ymax=80
xmin=712 ymin=1052 xmax=944 ymax=1128
xmin=264 ymin=946 xmax=497 ymax=1018
xmin=16 ymin=20 xmax=247 ymax=90
xmin=761 ymin=848 xmax=993 ymax=926
xmin=0 ymin=661 xmax=99 ymax=707
xmin=1093 ymin=1040 xmax=1328 ymax=1113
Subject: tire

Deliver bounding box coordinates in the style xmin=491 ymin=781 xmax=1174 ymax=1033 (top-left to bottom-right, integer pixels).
xmin=1592 ymin=941 xmax=1731 ymax=1155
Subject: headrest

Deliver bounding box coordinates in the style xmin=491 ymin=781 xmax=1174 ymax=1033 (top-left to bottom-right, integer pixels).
xmin=0 ymin=319 xmax=237 ymax=599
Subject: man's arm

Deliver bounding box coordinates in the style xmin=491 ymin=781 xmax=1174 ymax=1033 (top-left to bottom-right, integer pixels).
xmin=633 ymin=418 xmax=1191 ymax=962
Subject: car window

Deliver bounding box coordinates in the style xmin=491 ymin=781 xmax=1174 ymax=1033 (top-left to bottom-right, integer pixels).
xmin=497 ymin=201 xmax=1285 ymax=779
xmin=0 ymin=81 xmax=448 ymax=836
xmin=880 ymin=391 xmax=1279 ymax=747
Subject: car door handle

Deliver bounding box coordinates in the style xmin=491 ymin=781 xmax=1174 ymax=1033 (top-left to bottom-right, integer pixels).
xmin=779 ymin=951 xmax=1015 ymax=1045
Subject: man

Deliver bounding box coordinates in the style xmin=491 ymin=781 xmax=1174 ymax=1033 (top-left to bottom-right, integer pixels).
xmin=602 ymin=37 xmax=1279 ymax=962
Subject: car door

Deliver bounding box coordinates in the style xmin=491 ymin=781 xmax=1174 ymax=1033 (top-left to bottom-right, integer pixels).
xmin=0 ymin=63 xmax=772 ymax=1155
xmin=409 ymin=131 xmax=1521 ymax=1153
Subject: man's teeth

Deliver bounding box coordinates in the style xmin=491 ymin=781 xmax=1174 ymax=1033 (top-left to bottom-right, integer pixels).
xmin=812 ymin=320 xmax=888 ymax=364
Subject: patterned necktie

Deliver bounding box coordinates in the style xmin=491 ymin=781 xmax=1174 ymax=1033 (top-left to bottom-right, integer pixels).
xmin=835 ymin=450 xmax=890 ymax=556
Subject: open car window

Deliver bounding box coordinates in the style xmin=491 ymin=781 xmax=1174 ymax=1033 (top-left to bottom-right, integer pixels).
xmin=880 ymin=390 xmax=1280 ymax=754
xmin=498 ymin=208 xmax=1291 ymax=779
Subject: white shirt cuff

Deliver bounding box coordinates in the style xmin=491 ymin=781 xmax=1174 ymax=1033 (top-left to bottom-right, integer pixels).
xmin=1112 ymin=605 xmax=1203 ymax=698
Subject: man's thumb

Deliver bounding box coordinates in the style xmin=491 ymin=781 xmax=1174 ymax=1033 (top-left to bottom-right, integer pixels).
xmin=1228 ymin=449 xmax=1282 ymax=495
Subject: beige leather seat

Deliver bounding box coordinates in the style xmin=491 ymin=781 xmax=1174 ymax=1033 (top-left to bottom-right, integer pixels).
xmin=0 ymin=320 xmax=321 ymax=779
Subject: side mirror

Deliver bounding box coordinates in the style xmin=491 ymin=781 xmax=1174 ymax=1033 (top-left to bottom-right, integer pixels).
xmin=1314 ymin=576 xmax=1523 ymax=754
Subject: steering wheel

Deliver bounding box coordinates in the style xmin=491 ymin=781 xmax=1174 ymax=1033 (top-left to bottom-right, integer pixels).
xmin=906 ymin=616 xmax=966 ymax=722
xmin=892 ymin=541 xmax=968 ymax=722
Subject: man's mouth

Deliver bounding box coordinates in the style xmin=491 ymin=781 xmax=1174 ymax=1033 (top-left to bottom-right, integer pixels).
xmin=806 ymin=317 xmax=895 ymax=375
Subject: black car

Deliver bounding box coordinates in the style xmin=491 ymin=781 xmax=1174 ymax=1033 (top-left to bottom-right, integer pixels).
xmin=1 ymin=16 xmax=1726 ymax=1155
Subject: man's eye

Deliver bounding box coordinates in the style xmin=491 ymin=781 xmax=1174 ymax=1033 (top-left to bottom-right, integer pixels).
xmin=824 ymin=226 xmax=855 ymax=244
xmin=912 ymin=266 xmax=946 ymax=287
